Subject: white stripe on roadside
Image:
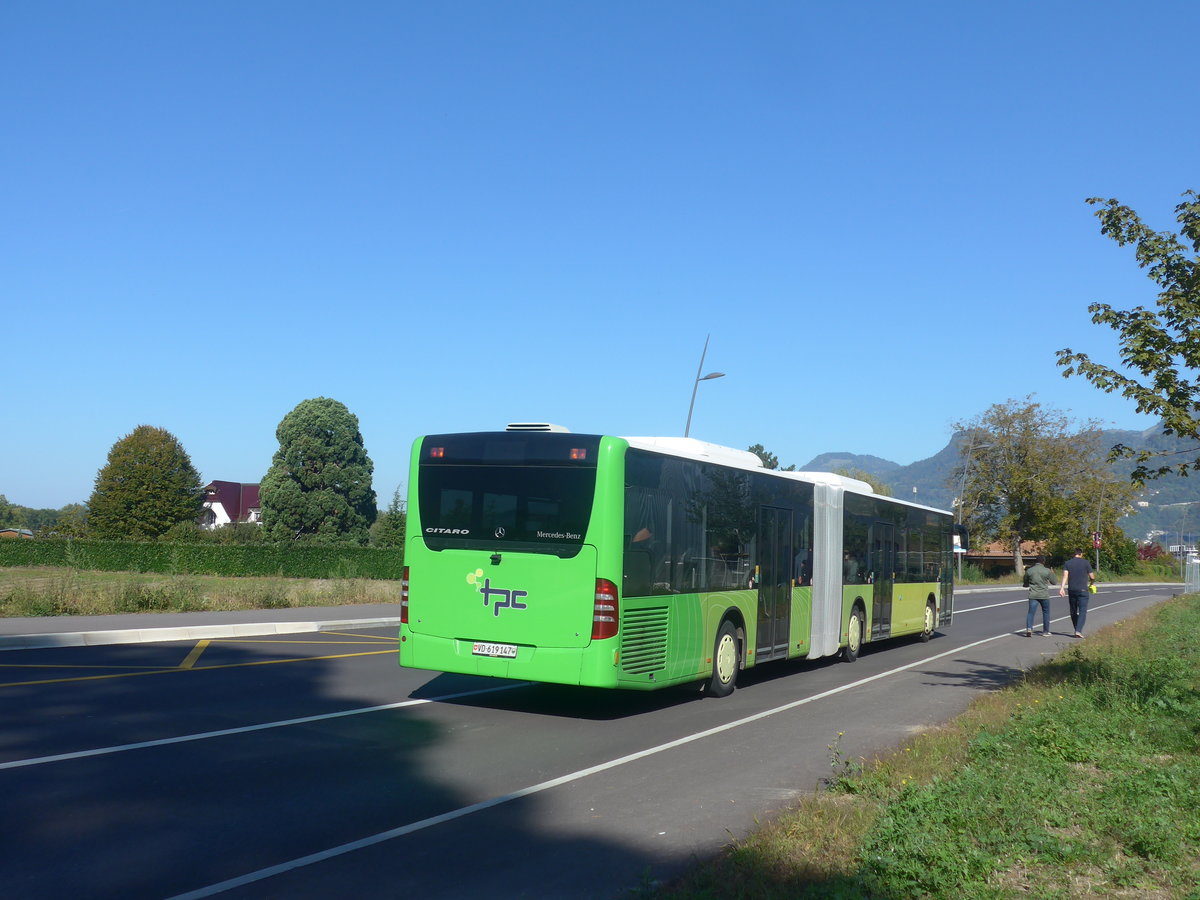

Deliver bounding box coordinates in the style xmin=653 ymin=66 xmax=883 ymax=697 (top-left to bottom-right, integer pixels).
xmin=956 ymin=590 xmax=1161 ymax=614
xmin=0 ymin=683 xmax=527 ymax=771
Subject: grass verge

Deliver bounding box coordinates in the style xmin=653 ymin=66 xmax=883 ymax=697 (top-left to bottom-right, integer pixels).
xmin=0 ymin=566 xmax=401 ymax=617
xmin=656 ymin=593 xmax=1200 ymax=899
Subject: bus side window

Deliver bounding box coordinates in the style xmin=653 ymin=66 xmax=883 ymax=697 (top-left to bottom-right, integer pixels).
xmin=624 ymin=539 xmax=653 ymax=597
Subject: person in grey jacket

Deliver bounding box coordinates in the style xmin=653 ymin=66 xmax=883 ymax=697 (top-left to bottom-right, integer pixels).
xmin=1024 ymin=555 xmax=1055 ymax=636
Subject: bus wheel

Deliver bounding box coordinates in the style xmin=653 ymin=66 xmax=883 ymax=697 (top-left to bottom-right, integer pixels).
xmin=707 ymin=620 xmax=740 ymax=697
xmin=842 ymin=604 xmax=864 ymax=662
xmin=920 ymin=600 xmax=936 ymax=642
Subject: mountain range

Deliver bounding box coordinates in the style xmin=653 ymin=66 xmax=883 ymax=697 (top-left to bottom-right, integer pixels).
xmin=800 ymin=425 xmax=1200 ymax=543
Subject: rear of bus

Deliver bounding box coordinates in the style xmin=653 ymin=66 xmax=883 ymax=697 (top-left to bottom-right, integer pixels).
xmin=399 ymin=431 xmax=626 ymax=687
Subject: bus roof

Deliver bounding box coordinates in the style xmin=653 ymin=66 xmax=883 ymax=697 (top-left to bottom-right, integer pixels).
xmin=624 ymin=436 xmax=876 ymax=494
xmin=622 ymin=436 xmax=955 ymax=516
xmin=497 ymin=426 xmax=951 ymax=516
xmin=623 ymin=436 xmax=767 ymax=471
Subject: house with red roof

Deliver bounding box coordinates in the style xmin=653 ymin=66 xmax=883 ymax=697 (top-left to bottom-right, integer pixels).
xmin=200 ymin=481 xmax=261 ymax=529
xmin=964 ymin=540 xmax=1046 ymax=576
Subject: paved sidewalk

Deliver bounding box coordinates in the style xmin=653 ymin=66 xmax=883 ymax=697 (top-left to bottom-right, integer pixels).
xmin=0 ymin=603 xmax=403 ymax=652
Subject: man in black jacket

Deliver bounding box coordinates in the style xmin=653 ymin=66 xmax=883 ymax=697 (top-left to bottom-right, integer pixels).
xmin=1059 ymin=550 xmax=1095 ymax=637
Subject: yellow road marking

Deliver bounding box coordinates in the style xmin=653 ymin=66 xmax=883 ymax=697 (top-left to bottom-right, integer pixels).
xmin=179 ymin=639 xmax=210 ymax=669
xmin=0 ymin=649 xmax=396 ymax=689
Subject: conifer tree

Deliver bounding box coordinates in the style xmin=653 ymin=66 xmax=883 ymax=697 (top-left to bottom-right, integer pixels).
xmin=369 ymin=487 xmax=406 ymax=549
xmin=261 ymin=397 xmax=377 ymax=544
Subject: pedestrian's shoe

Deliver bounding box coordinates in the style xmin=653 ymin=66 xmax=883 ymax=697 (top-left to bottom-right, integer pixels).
xmin=1040 ymin=631 xmax=1052 ymax=636
xmin=1023 ymin=630 xmax=1032 ymax=637
xmin=1074 ymin=632 xmax=1083 ymax=638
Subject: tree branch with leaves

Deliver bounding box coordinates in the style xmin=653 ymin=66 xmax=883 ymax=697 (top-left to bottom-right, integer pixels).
xmin=1057 ymin=190 xmax=1200 ymax=481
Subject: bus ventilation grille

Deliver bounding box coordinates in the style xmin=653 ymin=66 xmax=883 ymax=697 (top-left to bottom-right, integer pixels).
xmin=620 ymin=607 xmax=669 ymax=674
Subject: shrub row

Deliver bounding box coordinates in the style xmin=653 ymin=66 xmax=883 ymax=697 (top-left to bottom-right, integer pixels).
xmin=0 ymin=538 xmax=404 ymax=580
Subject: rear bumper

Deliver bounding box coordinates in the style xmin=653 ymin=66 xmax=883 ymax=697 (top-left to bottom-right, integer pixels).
xmin=400 ymin=629 xmax=623 ymax=688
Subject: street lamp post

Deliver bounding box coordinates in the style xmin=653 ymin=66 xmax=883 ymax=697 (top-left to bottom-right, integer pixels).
xmin=684 ymin=334 xmax=725 ymax=438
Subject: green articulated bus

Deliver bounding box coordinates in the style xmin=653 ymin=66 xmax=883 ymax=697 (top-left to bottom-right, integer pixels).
xmin=399 ymin=424 xmax=956 ymax=697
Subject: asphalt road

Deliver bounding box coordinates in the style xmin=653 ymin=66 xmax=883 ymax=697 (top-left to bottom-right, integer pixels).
xmin=0 ymin=583 xmax=1181 ymax=899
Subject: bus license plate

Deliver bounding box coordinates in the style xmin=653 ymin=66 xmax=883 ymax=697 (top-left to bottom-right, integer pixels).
xmin=472 ymin=642 xmax=518 ymax=659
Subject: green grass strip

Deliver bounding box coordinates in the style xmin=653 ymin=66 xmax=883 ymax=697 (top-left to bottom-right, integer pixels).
xmin=658 ymin=594 xmax=1200 ymax=899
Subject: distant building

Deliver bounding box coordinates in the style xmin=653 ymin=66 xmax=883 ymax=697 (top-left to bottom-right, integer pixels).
xmin=200 ymin=482 xmax=261 ymax=529
xmin=0 ymin=528 xmax=35 ymax=539
xmin=964 ymin=540 xmax=1044 ymax=576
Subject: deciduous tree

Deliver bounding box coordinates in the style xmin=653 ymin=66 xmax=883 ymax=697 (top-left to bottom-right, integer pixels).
xmin=43 ymin=503 xmax=89 ymax=538
xmin=87 ymin=426 xmax=204 ymax=539
xmin=0 ymin=494 xmax=15 ymax=529
xmin=953 ymin=398 xmax=1136 ymax=576
xmin=260 ymin=397 xmax=377 ymax=544
xmin=833 ymin=468 xmax=894 ymax=496
xmin=1057 ymin=191 xmax=1200 ymax=481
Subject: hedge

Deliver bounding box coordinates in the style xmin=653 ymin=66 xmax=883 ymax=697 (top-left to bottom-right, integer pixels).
xmin=0 ymin=538 xmax=404 ymax=580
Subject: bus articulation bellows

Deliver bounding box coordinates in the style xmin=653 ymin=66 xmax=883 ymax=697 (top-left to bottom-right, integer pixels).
xmin=399 ymin=425 xmax=955 ymax=697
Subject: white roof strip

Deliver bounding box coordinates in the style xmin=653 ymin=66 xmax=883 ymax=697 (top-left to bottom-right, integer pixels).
xmin=622 ymin=436 xmax=765 ymax=470
xmin=622 ymin=436 xmax=875 ymax=495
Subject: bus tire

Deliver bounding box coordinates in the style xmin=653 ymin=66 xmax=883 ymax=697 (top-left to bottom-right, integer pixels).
xmin=919 ymin=599 xmax=936 ymax=642
xmin=707 ymin=620 xmax=740 ymax=697
xmin=842 ymin=603 xmax=865 ymax=662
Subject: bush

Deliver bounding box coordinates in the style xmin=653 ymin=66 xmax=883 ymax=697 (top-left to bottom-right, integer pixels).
xmin=0 ymin=538 xmax=403 ymax=579
xmin=1100 ymin=532 xmax=1139 ymax=575
xmin=1133 ymin=558 xmax=1182 ymax=581
xmin=956 ymin=564 xmax=987 ymax=584
xmin=159 ymin=523 xmax=268 ymax=545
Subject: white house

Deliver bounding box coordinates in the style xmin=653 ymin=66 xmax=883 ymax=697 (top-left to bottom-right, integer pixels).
xmin=200 ymin=481 xmax=261 ymax=529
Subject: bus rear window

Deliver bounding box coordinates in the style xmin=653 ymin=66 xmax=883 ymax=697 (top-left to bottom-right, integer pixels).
xmin=417 ymin=434 xmax=600 ymax=555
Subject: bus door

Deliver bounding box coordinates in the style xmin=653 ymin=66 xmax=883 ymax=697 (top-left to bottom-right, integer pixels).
xmin=869 ymin=522 xmax=895 ymax=639
xmin=755 ymin=506 xmax=793 ymax=661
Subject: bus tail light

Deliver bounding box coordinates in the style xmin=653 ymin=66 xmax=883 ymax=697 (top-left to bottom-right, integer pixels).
xmin=592 ymin=578 xmax=619 ymax=640
xmin=401 ymin=566 xmax=410 ymax=625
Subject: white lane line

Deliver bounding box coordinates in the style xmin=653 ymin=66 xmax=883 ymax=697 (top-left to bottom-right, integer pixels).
xmin=169 ymin=593 xmax=1154 ymax=899
xmin=956 ymin=590 xmax=1165 ymax=614
xmin=0 ymin=683 xmax=527 ymax=771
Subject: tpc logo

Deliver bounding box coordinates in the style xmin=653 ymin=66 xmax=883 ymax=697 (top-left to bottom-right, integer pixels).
xmin=466 ymin=569 xmax=528 ymax=617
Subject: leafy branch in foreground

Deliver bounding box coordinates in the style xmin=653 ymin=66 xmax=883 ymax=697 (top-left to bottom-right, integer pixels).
xmin=1057 ymin=190 xmax=1200 ymax=481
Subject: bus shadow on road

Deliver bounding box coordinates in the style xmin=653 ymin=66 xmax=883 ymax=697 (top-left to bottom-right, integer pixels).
xmin=410 ymin=628 xmax=964 ymax=717
xmin=412 ymin=673 xmax=705 ymax=719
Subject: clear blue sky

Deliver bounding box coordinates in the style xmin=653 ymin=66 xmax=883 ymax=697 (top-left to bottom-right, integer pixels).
xmin=3 ymin=1 xmax=1196 ymax=510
